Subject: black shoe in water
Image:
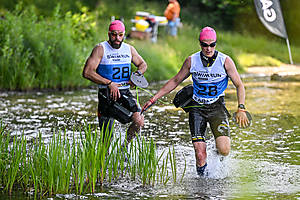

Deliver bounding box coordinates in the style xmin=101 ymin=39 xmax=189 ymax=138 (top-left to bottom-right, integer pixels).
xmin=196 ymin=163 xmax=207 ymax=176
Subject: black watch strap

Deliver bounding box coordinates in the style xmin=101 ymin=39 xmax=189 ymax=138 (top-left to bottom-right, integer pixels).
xmin=135 ymin=70 xmax=142 ymax=75
xmin=238 ymin=104 xmax=246 ymax=109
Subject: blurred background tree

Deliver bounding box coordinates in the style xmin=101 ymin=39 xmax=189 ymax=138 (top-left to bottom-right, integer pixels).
xmin=1 ymin=0 xmax=298 ymax=45
xmin=0 ymin=0 xmax=98 ymax=15
xmin=141 ymin=0 xmax=300 ymax=46
xmin=0 ymin=0 xmax=299 ymax=90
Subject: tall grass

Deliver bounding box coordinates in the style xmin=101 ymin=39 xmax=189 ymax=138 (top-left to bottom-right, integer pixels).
xmin=0 ymin=122 xmax=9 ymax=187
xmin=156 ymin=24 xmax=300 ymax=73
xmin=0 ymin=121 xmax=186 ymax=196
xmin=5 ymin=134 xmax=27 ymax=195
xmin=219 ymin=31 xmax=300 ymax=66
xmin=131 ymin=40 xmax=182 ymax=81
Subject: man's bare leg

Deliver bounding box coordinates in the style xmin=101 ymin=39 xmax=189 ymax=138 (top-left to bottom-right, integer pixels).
xmin=215 ymin=136 xmax=230 ymax=156
xmin=193 ymin=141 xmax=207 ymax=175
xmin=124 ymin=112 xmax=144 ymax=147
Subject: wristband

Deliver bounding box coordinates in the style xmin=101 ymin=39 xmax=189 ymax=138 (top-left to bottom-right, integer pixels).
xmin=150 ymin=98 xmax=156 ymax=104
xmin=107 ymin=81 xmax=112 ymax=86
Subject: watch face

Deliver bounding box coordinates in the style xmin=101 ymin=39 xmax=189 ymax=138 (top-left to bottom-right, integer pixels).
xmin=238 ymin=104 xmax=245 ymax=109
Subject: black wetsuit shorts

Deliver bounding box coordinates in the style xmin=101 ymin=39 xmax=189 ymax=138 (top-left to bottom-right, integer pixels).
xmin=188 ymin=97 xmax=230 ymax=143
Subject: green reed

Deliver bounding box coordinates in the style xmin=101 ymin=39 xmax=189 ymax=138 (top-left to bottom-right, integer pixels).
xmin=19 ymin=139 xmax=30 ymax=192
xmin=118 ymin=138 xmax=127 ymax=178
xmin=158 ymin=152 xmax=170 ymax=185
xmin=135 ymin=136 xmax=158 ymax=186
xmin=56 ymin=131 xmax=74 ymax=194
xmin=30 ymin=133 xmax=48 ymax=196
xmin=0 ymin=122 xmax=9 ymax=187
xmin=169 ymin=146 xmax=177 ymax=184
xmin=46 ymin=130 xmax=71 ymax=194
xmin=0 ymin=121 xmax=185 ymax=196
xmin=73 ymin=130 xmax=86 ymax=194
xmin=83 ymin=125 xmax=98 ymax=193
xmin=97 ymin=122 xmax=116 ymax=186
xmin=5 ymin=134 xmax=27 ymax=194
xmin=180 ymin=154 xmax=187 ymax=183
xmin=129 ymin=138 xmax=137 ymax=180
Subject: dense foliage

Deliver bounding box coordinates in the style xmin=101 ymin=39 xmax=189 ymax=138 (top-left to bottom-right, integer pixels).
xmin=0 ymin=0 xmax=98 ymax=15
xmin=0 ymin=0 xmax=299 ymax=90
xmin=1 ymin=0 xmax=299 ymax=44
xmin=0 ymin=4 xmax=99 ymax=90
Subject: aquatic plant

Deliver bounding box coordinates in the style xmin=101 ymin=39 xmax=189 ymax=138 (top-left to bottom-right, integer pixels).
xmin=0 ymin=122 xmax=10 ymax=187
xmin=5 ymin=134 xmax=27 ymax=195
xmin=0 ymin=121 xmax=186 ymax=197
xmin=169 ymin=145 xmax=177 ymax=184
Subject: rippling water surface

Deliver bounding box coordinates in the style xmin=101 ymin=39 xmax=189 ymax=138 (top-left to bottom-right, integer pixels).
xmin=0 ymin=76 xmax=299 ymax=199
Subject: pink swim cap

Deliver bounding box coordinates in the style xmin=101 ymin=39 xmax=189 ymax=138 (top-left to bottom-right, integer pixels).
xmin=199 ymin=27 xmax=217 ymax=41
xmin=109 ymin=20 xmax=125 ymax=32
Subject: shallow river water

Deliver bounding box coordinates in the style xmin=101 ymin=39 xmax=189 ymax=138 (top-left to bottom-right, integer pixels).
xmin=0 ymin=75 xmax=299 ymax=199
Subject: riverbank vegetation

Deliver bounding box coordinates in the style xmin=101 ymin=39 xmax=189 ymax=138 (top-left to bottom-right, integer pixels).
xmin=0 ymin=1 xmax=300 ymax=90
xmin=0 ymin=121 xmax=185 ymax=197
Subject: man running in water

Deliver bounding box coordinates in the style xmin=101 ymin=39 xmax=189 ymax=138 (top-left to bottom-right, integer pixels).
xmin=142 ymin=27 xmax=249 ymax=176
xmin=83 ymin=20 xmax=147 ymax=145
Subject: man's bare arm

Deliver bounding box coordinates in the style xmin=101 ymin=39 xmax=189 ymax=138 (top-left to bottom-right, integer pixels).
xmin=225 ymin=56 xmax=249 ymax=127
xmin=131 ymin=46 xmax=147 ymax=74
xmin=152 ymin=56 xmax=191 ymax=101
xmin=82 ymin=45 xmax=111 ymax=85
xmin=224 ymin=57 xmax=245 ymax=105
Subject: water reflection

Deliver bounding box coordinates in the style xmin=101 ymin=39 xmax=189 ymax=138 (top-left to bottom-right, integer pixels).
xmin=0 ymin=77 xmax=300 ymax=199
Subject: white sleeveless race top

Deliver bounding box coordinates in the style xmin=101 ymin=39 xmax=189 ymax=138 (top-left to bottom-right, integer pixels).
xmin=96 ymin=41 xmax=132 ymax=89
xmin=190 ymin=51 xmax=228 ymax=104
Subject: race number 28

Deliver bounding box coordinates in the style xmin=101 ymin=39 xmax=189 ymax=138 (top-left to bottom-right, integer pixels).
xmin=112 ymin=66 xmax=130 ymax=79
xmin=198 ymin=85 xmax=217 ymax=96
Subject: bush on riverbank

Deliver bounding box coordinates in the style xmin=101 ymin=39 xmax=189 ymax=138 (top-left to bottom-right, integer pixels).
xmin=0 ymin=5 xmax=96 ymax=90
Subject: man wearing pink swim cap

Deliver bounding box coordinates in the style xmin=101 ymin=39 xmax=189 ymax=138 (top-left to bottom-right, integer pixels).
xmin=83 ymin=20 xmax=148 ymax=147
xmin=142 ymin=26 xmax=249 ymax=176
xmin=108 ymin=20 xmax=126 ymax=49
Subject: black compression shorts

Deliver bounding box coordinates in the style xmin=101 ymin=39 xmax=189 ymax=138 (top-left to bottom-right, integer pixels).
xmin=188 ymin=97 xmax=230 ymax=143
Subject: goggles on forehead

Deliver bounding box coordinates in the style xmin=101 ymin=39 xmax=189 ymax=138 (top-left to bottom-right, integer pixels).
xmin=200 ymin=41 xmax=217 ymax=47
xmin=109 ymin=31 xmax=125 ymax=37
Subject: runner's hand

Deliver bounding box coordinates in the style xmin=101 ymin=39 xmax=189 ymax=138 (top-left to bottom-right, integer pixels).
xmin=235 ymin=109 xmax=249 ymax=128
xmin=141 ymin=98 xmax=156 ymax=114
xmin=108 ymin=82 xmax=121 ymax=101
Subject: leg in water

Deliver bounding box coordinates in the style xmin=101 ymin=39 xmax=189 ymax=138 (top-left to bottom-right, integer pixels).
xmin=196 ymin=163 xmax=208 ymax=176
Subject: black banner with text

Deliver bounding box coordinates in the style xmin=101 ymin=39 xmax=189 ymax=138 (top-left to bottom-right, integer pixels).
xmin=254 ymin=0 xmax=287 ymax=38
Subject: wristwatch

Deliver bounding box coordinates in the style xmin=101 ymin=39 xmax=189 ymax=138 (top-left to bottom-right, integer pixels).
xmin=238 ymin=104 xmax=246 ymax=109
